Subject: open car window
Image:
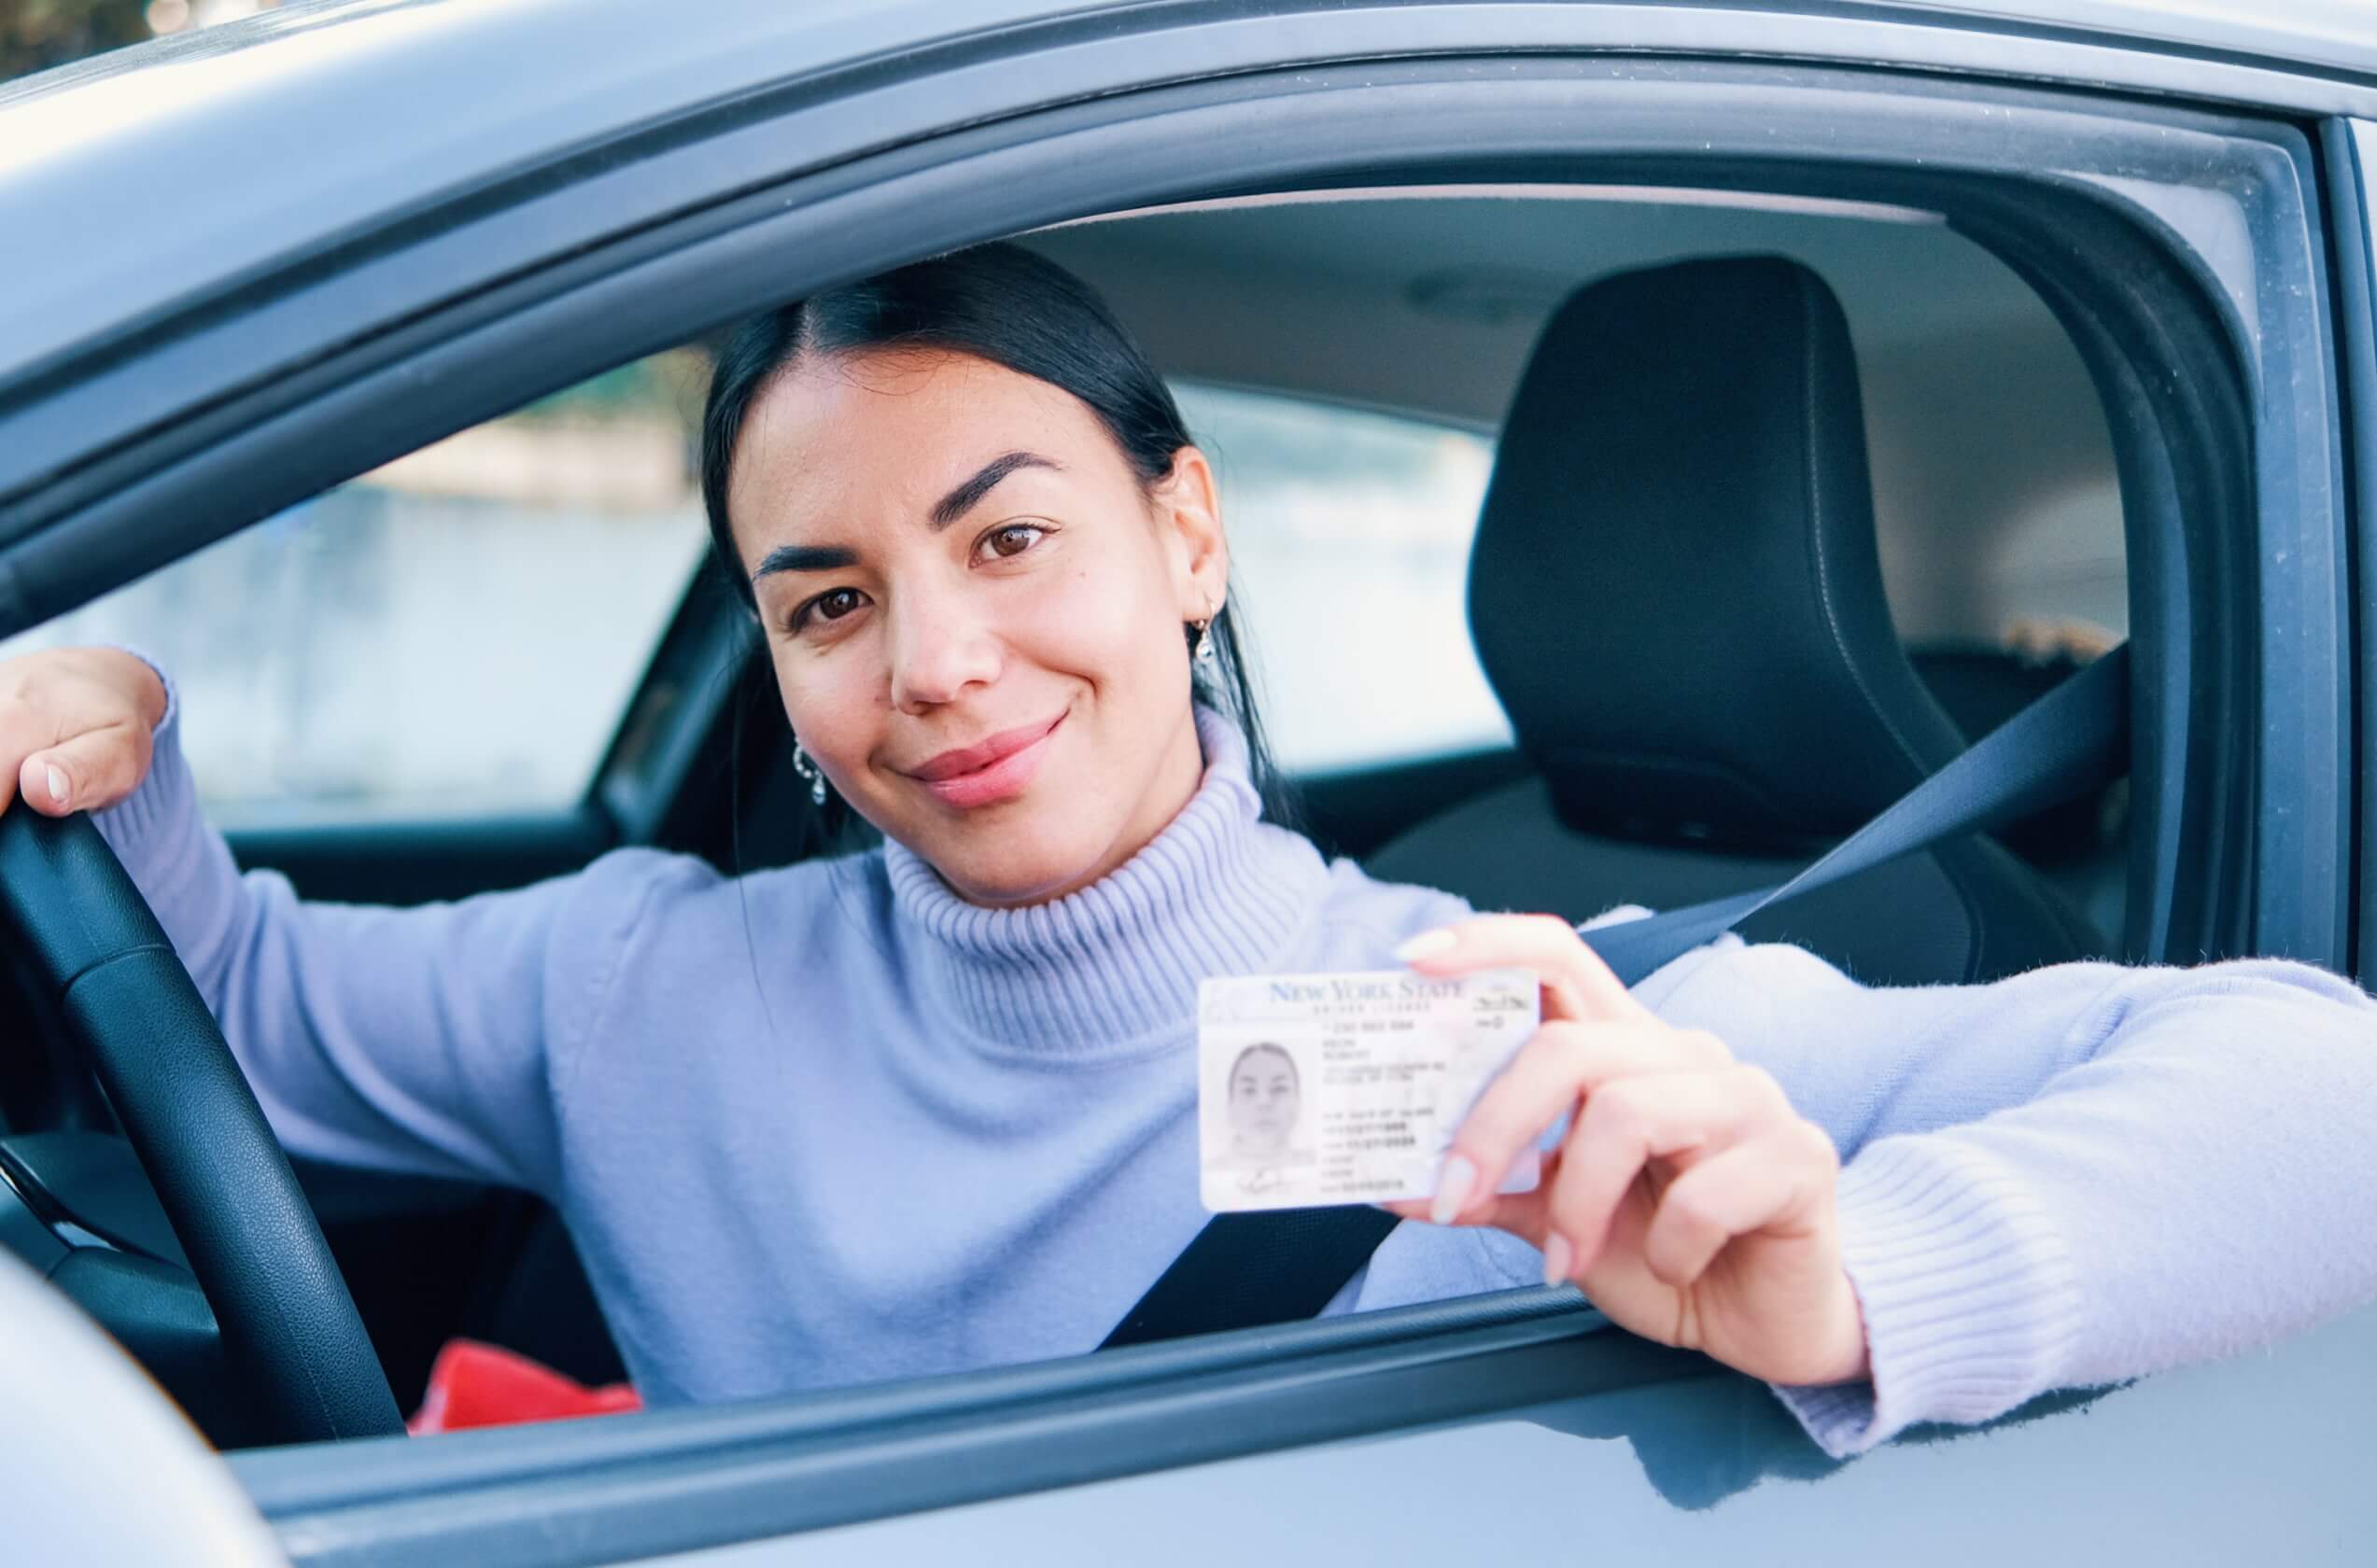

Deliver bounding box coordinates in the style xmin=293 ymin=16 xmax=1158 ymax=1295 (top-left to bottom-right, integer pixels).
xmin=1173 ymin=381 xmax=1506 ymax=771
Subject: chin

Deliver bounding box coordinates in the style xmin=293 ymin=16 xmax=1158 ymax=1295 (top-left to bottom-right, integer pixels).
xmin=925 ymin=827 xmax=1113 ymax=908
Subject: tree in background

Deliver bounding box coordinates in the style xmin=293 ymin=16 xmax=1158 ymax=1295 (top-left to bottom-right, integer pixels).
xmin=1 ymin=0 xmax=150 ymax=82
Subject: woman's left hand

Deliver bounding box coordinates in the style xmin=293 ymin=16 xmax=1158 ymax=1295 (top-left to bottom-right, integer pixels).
xmin=1385 ymin=915 xmax=1869 ymax=1388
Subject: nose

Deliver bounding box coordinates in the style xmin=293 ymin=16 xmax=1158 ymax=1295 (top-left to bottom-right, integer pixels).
xmin=886 ymin=578 xmax=1003 ymax=714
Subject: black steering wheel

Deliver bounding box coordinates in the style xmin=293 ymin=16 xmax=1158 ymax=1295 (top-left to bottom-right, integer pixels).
xmin=0 ymin=806 xmax=402 ymax=1444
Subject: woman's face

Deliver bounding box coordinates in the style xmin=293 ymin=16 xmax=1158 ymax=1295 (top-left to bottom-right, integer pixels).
xmin=727 ymin=348 xmax=1228 ymax=906
xmin=1229 ymin=1048 xmax=1301 ymax=1155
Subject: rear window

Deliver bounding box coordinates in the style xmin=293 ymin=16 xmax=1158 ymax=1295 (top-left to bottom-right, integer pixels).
xmin=1173 ymin=382 xmax=1509 ymax=773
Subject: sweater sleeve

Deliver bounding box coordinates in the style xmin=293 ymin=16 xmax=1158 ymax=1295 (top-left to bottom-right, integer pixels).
xmin=1633 ymin=937 xmax=2377 ymax=1459
xmin=87 ymin=663 xmax=679 ymax=1199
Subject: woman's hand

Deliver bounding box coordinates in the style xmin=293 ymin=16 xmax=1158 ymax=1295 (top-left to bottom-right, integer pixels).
xmin=1385 ymin=915 xmax=1869 ymax=1388
xmin=0 ymin=648 xmax=168 ymax=819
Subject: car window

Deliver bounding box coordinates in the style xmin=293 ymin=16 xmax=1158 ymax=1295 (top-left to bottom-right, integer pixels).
xmin=1173 ymin=382 xmax=1510 ymax=773
xmin=1862 ymin=315 xmax=2128 ymax=658
xmin=0 ymin=353 xmax=710 ymax=826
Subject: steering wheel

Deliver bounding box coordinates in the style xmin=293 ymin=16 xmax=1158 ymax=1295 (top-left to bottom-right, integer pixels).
xmin=0 ymin=806 xmax=402 ymax=1444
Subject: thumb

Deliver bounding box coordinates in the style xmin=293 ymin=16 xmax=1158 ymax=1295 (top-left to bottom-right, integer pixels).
xmin=20 ymin=724 xmax=148 ymax=818
xmin=1385 ymin=1146 xmax=1562 ymax=1251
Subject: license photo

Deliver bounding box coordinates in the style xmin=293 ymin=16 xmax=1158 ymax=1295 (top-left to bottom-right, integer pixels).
xmin=1197 ymin=967 xmax=1541 ymax=1212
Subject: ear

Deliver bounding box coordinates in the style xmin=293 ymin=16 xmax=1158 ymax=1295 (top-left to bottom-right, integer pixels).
xmin=1149 ymin=444 xmax=1229 ymax=618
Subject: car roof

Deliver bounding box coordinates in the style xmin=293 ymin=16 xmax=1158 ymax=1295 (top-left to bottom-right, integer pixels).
xmin=0 ymin=0 xmax=2366 ymax=396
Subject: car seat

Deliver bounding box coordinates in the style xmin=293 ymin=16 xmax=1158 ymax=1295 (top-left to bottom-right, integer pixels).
xmin=1367 ymin=256 xmax=2105 ymax=985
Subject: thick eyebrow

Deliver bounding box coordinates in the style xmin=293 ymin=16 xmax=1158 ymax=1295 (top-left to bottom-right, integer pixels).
xmin=750 ymin=451 xmax=1059 ymax=584
xmin=752 ymin=542 xmax=856 ymax=581
xmin=931 ymin=450 xmax=1060 ymax=529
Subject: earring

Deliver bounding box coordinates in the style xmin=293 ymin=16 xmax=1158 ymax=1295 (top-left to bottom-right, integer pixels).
xmin=1192 ymin=597 xmax=1219 ymax=665
xmin=792 ymin=743 xmax=827 ymax=807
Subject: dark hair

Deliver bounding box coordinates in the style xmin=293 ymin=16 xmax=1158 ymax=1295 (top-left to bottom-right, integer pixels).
xmin=697 ymin=242 xmax=1288 ymax=825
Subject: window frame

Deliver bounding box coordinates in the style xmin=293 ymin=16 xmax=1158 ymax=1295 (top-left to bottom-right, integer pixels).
xmin=0 ymin=23 xmax=2353 ymax=1566
xmin=2326 ymin=118 xmax=2377 ymax=988
xmin=233 ymin=1287 xmax=1689 ymax=1559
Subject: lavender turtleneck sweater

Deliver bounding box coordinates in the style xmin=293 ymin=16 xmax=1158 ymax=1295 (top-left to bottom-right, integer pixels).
xmin=91 ymin=687 xmax=2377 ymax=1458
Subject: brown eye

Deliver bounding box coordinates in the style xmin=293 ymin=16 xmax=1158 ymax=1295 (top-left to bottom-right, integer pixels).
xmin=790 ymin=586 xmax=868 ymax=632
xmin=978 ymin=524 xmax=1048 ymax=561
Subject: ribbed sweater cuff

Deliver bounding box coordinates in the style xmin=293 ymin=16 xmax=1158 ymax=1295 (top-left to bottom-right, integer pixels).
xmin=1769 ymin=1135 xmax=2085 ymax=1459
xmin=89 ymin=645 xmax=192 ymax=859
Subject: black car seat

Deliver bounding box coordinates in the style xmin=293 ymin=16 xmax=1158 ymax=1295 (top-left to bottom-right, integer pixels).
xmin=1368 ymin=256 xmax=2105 ymax=985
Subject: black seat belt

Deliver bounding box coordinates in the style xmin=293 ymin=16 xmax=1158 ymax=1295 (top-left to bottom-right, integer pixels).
xmin=1103 ymin=645 xmax=2131 ymax=1350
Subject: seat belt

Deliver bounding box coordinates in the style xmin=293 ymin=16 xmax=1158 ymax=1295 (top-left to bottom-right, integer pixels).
xmin=1103 ymin=645 xmax=2131 ymax=1350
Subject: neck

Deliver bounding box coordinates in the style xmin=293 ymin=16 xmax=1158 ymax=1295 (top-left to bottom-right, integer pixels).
xmin=878 ymin=704 xmax=1328 ymax=1052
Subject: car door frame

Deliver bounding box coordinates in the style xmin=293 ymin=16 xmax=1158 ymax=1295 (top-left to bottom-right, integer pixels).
xmin=2322 ymin=118 xmax=2377 ymax=988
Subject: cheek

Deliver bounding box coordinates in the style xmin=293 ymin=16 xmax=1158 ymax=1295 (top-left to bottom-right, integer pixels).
xmin=769 ymin=640 xmax=880 ymax=774
xmin=1011 ymin=548 xmax=1182 ymax=683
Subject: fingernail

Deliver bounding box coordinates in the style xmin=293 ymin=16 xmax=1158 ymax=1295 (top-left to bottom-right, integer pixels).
xmin=1541 ymin=1232 xmax=1574 ymax=1287
xmin=1394 ymin=929 xmax=1456 ymax=962
xmin=1429 ymin=1154 xmax=1477 ymax=1225
xmin=45 ymin=765 xmax=65 ymax=806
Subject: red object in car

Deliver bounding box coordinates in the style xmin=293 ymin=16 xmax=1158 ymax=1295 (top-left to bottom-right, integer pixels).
xmin=407 ymin=1339 xmax=641 ymax=1435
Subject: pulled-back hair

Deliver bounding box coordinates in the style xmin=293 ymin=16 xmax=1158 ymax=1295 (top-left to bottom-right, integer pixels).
xmin=698 ymin=242 xmax=1286 ymax=821
xmin=1229 ymin=1042 xmax=1301 ymax=1094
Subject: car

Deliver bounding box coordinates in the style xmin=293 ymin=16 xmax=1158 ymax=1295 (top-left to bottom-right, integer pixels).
xmin=1 ymin=1 xmax=2373 ymax=1561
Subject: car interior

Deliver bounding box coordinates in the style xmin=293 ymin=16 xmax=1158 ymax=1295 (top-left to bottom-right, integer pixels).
xmin=0 ymin=188 xmax=2136 ymax=1439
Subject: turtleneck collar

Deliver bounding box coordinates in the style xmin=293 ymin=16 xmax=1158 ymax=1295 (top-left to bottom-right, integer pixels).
xmin=880 ymin=706 xmax=1329 ymax=1056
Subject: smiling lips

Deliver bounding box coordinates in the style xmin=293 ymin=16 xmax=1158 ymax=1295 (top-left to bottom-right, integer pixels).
xmin=905 ymin=711 xmax=1066 ymax=809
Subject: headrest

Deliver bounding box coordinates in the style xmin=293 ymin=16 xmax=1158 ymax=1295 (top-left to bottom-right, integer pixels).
xmin=1468 ymin=256 xmax=1968 ymax=851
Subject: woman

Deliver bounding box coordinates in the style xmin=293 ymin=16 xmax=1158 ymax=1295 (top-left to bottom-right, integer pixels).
xmin=1216 ymin=1042 xmax=1313 ymax=1194
xmin=3 ymin=244 xmax=2372 ymax=1459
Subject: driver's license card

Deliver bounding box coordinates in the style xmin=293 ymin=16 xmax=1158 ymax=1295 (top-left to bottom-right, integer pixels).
xmin=1196 ymin=968 xmax=1541 ymax=1212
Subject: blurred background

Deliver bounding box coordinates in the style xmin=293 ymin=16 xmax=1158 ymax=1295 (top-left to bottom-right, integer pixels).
xmin=2 ymin=0 xmax=263 ymax=77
